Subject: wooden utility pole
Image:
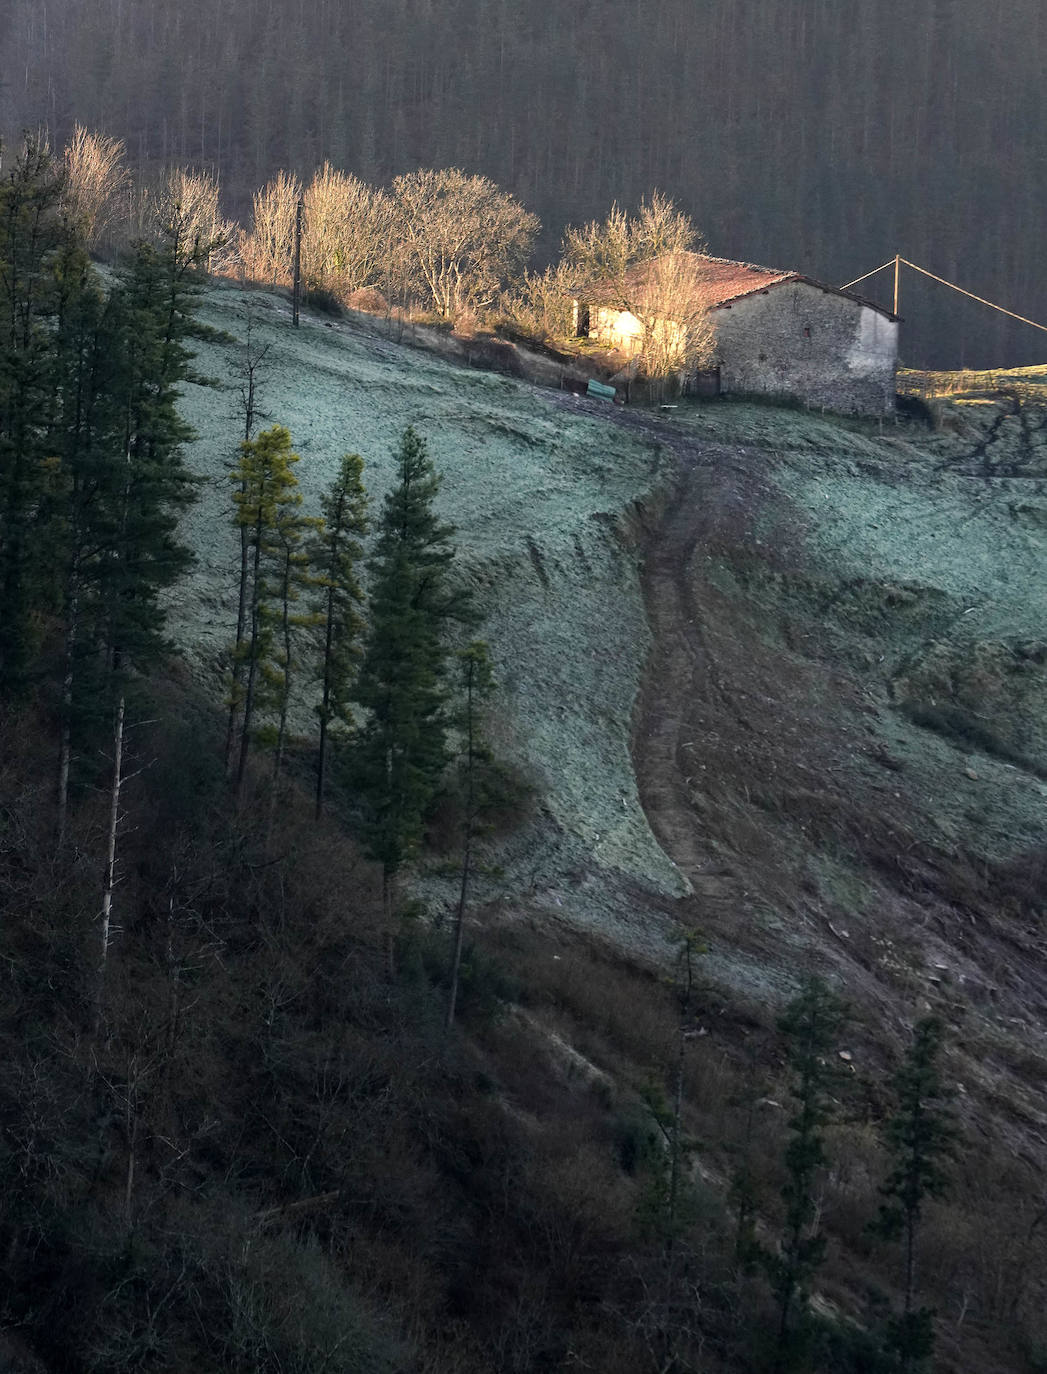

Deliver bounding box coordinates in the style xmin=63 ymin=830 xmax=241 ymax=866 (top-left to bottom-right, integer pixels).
xmin=893 ymin=254 xmax=900 ymax=316
xmin=292 ymin=196 xmax=303 ymax=327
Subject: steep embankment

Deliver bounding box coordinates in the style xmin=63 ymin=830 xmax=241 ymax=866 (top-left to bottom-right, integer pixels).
xmin=176 ymin=291 xmax=1047 ymax=1080
xmin=176 ymin=283 xmax=687 ymax=955
xmin=624 ymin=391 xmax=1047 ymax=1165
xmin=168 ymin=292 xmax=1047 ymax=1362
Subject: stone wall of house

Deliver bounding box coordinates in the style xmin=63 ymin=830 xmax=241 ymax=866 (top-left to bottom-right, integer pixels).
xmin=592 ymin=305 xmax=643 ymax=353
xmin=712 ymin=280 xmax=898 ymax=415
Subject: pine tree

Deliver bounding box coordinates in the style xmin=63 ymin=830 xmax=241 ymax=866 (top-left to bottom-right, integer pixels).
xmin=309 ymin=453 xmax=369 ymax=819
xmin=873 ymin=1016 xmax=955 ymax=1372
xmin=445 ymin=640 xmax=494 ymax=1030
xmin=762 ymin=977 xmax=847 ymax=1372
xmin=0 ymin=137 xmax=82 ymax=693
xmin=352 ymin=425 xmax=465 ymax=914
xmin=225 ymin=306 xmax=271 ymax=773
xmin=51 ymin=269 xmax=126 ymax=847
xmin=230 ymin=424 xmax=303 ymax=801
xmin=260 ymin=485 xmax=322 ymax=848
xmin=38 ymin=219 xmax=204 ymax=1013
xmin=98 ymin=231 xmax=204 ymax=678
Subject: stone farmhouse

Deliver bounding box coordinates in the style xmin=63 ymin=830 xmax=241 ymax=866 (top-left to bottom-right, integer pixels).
xmin=571 ymin=252 xmax=900 ymax=415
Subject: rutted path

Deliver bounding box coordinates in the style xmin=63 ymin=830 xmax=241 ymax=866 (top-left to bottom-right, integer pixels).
xmin=612 ymin=402 xmax=1047 ymax=1051
xmin=551 ymin=397 xmax=762 ymax=909
xmin=618 ymin=419 xmax=882 ymax=1002
xmin=629 ymin=446 xmax=755 ymax=907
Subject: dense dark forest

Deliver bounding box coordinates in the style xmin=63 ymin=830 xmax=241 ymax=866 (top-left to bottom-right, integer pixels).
xmin=2 ymin=0 xmax=1045 ymax=369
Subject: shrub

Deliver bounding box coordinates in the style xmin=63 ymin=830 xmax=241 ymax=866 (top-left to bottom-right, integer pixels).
xmin=304 ymin=286 xmax=344 ymax=316
xmin=895 ymin=392 xmax=936 ymax=427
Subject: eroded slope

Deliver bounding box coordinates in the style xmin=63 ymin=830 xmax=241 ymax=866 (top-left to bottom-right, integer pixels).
xmin=626 ymin=391 xmax=1047 ymax=1171
xmin=174 ymin=285 xmax=686 ymax=957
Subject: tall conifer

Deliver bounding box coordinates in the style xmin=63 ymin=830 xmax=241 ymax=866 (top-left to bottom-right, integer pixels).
xmin=309 ymin=453 xmax=369 ymax=818
xmin=762 ymin=977 xmax=847 ymax=1371
xmin=874 ymin=1016 xmax=955 ymax=1371
xmin=352 ymin=425 xmax=464 ymax=911
xmin=0 ymin=138 xmax=80 ymax=693
xmin=260 ymin=482 xmax=321 ymax=846
xmin=445 ymin=640 xmax=494 ymax=1030
xmin=230 ymin=423 xmax=303 ymax=800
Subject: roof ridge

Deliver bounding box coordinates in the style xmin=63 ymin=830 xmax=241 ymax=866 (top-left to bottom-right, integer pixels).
xmin=694 ymin=251 xmax=795 ymax=277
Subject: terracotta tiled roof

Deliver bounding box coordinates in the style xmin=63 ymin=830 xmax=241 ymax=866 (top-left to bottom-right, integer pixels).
xmin=576 ymin=252 xmax=791 ymax=308
xmin=576 ymin=252 xmax=899 ymax=319
xmin=691 ymin=254 xmax=797 ymax=308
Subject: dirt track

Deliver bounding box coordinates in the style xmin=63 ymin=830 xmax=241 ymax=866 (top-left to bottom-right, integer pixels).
xmin=621 ymin=422 xmax=872 ymax=999
xmin=604 ymin=408 xmax=1047 ymax=1075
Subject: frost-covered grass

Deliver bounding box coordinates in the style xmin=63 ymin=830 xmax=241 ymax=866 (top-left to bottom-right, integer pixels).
xmin=172 ymin=283 xmax=684 ymax=944
xmin=171 ymin=289 xmax=1047 ymax=937
xmin=671 ymin=392 xmax=1047 ymax=861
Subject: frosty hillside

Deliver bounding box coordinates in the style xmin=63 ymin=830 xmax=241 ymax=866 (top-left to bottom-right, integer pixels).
xmin=176 ymin=282 xmax=1047 ymax=988
xmin=175 ymin=282 xmax=687 ymax=947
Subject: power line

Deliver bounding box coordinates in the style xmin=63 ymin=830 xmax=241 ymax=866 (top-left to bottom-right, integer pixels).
xmin=839 ymin=255 xmax=1047 ymax=335
xmin=839 ymin=258 xmax=897 ymax=292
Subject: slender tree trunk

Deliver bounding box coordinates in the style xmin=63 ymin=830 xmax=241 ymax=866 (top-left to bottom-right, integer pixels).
xmin=96 ymin=692 xmax=125 ymax=1033
xmin=445 ymin=664 xmax=475 ymax=1031
xmin=124 ymin=1049 xmax=139 ymax=1227
xmin=315 ymin=581 xmax=336 ymax=820
xmin=55 ymin=580 xmax=79 ymax=850
xmin=225 ymin=514 xmax=250 ymax=773
xmin=445 ymin=827 xmax=471 ymax=1031
xmin=265 ymin=704 xmax=289 ymax=855
xmin=225 ymin=337 xmax=262 ymax=773
xmin=382 ymin=864 xmax=398 ymax=980
xmin=662 ymin=940 xmax=693 ymax=1362
xmin=665 ymin=1012 xmax=685 ymax=1271
xmin=292 ymin=196 xmax=303 ymax=327
xmin=235 ymin=514 xmax=265 ymax=801
xmin=265 ymin=548 xmax=294 ymax=854
xmin=162 ymin=892 xmax=182 ymax=1105
xmin=905 ymin=1207 xmax=916 ymax=1317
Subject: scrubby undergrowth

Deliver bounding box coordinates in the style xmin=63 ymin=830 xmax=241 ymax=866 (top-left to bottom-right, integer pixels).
xmin=5 ymin=289 xmax=1047 ymax=1371
xmin=171 ymin=305 xmax=1047 ymax=1369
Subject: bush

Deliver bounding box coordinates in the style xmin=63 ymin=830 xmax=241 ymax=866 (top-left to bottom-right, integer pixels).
xmin=807 ymin=1314 xmax=897 ymax=1373
xmin=498 ymin=262 xmax=577 ymax=342
xmin=304 ymin=286 xmax=345 ymax=316
xmin=344 ymin=286 xmax=389 ymax=315
xmin=204 ymin=1233 xmax=408 ymax=1374
xmin=895 ymin=392 xmax=936 ymax=426
xmin=400 ymin=926 xmax=521 ymax=1025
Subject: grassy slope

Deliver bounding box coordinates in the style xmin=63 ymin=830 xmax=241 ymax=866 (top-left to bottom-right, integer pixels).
xmin=174 ymin=284 xmax=1047 ymax=1015
xmin=682 ymin=392 xmax=1047 ymax=862
xmin=175 ymin=283 xmax=686 ymax=955
xmin=169 ymin=293 xmax=1047 ymax=1366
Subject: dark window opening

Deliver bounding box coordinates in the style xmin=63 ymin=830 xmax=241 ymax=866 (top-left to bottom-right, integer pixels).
xmin=575 ymin=305 xmax=590 ymax=337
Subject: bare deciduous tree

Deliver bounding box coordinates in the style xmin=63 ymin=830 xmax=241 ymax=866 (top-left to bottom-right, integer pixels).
xmin=500 ymin=261 xmax=577 ymax=340
xmin=302 ymin=163 xmax=392 ymax=300
xmin=632 ymin=190 xmax=698 ymax=260
xmin=62 ymin=125 xmax=128 ymax=251
xmin=124 ymin=167 xmax=235 ymax=271
xmin=562 ymin=201 xmax=633 ymax=284
xmin=392 ymin=168 xmax=539 ymax=320
xmin=563 ymin=194 xmax=712 ymax=391
xmin=562 ymin=192 xmax=698 ymax=288
xmin=239 ymin=169 xmax=302 ymax=289
xmin=631 ymin=251 xmax=716 ymax=388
